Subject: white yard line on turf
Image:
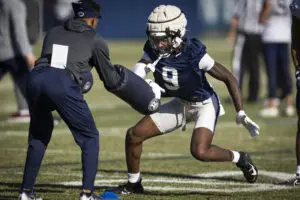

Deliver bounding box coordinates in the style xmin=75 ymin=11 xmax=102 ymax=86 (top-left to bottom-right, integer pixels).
xmin=57 ymin=170 xmax=295 ymax=193
xmin=0 ymin=147 xmax=296 ymax=161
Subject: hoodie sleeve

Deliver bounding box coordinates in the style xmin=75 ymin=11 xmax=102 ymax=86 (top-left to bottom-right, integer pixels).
xmin=91 ymin=36 xmax=122 ymax=88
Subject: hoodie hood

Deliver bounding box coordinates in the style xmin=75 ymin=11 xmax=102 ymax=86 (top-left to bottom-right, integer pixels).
xmin=64 ymin=19 xmax=95 ymax=33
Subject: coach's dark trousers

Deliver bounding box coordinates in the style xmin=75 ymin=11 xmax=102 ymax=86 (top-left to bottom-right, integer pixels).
xmin=232 ymin=32 xmax=261 ymax=102
xmin=263 ymin=43 xmax=292 ymax=99
xmin=21 ymin=66 xmax=99 ymax=191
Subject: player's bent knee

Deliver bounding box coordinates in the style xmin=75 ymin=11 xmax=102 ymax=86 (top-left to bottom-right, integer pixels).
xmin=126 ymin=127 xmax=145 ymax=144
xmin=190 ymin=147 xmax=210 ymax=162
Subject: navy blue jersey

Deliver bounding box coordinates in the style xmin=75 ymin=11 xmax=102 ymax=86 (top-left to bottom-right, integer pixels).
xmin=143 ymin=38 xmax=215 ymax=102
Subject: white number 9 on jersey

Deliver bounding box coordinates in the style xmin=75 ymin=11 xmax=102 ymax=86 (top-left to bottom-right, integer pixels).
xmin=162 ymin=66 xmax=179 ymax=90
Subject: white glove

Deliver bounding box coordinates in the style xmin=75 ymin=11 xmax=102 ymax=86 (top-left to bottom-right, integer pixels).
xmin=146 ymin=63 xmax=155 ymax=72
xmin=236 ymin=110 xmax=260 ymax=137
xmin=145 ymin=79 xmax=165 ymax=99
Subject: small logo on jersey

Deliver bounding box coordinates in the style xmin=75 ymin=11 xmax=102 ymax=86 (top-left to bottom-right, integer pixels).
xmin=148 ymin=98 xmax=160 ymax=112
xmin=78 ymin=11 xmax=85 ymax=17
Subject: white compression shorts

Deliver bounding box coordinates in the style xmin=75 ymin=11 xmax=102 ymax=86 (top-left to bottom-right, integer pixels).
xmin=150 ymin=93 xmax=224 ymax=134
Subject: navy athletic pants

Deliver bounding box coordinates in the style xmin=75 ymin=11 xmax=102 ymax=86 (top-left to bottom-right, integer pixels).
xmin=21 ymin=66 xmax=99 ymax=191
xmin=263 ymin=43 xmax=292 ymax=99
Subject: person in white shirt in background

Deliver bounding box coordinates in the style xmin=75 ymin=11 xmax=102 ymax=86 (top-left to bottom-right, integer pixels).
xmin=259 ymin=0 xmax=295 ymax=117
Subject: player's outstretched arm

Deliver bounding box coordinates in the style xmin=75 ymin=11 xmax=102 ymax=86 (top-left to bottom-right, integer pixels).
xmin=207 ymin=62 xmax=260 ymax=137
xmin=207 ymin=62 xmax=242 ymax=112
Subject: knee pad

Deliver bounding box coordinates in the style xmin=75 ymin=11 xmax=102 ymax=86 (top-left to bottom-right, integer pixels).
xmin=106 ymin=65 xmax=160 ymax=115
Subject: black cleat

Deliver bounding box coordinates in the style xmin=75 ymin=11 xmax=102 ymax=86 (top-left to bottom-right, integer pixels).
xmin=110 ymin=179 xmax=144 ymax=194
xmin=236 ymin=152 xmax=258 ymax=183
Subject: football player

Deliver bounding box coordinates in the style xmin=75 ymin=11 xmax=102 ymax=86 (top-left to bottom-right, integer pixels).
xmin=18 ymin=1 xmax=160 ymax=200
xmin=111 ymin=5 xmax=260 ymax=194
xmin=290 ymin=0 xmax=300 ymax=185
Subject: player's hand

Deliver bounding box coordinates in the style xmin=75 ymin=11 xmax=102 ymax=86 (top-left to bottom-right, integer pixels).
xmin=236 ymin=110 xmax=260 ymax=137
xmin=296 ymin=69 xmax=300 ymax=89
xmin=145 ymin=79 xmax=165 ymax=99
xmin=145 ymin=63 xmax=155 ymax=72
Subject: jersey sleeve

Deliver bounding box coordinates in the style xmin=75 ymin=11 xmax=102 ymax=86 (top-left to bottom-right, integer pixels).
xmin=199 ymin=53 xmax=215 ymax=71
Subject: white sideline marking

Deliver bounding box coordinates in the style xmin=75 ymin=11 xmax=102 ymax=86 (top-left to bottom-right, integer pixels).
xmin=143 ymin=184 xmax=292 ymax=193
xmin=0 ymin=119 xmax=296 ymax=135
xmin=0 ymin=171 xmax=123 ymax=179
xmin=0 ymin=102 xmax=123 ymax=113
xmin=0 ymin=148 xmax=187 ymax=158
xmin=1 ymin=127 xmax=128 ymax=137
xmin=194 ymin=170 xmax=295 ymax=181
xmin=0 ymin=121 xmax=272 ymax=137
xmin=58 ymin=170 xmax=295 ymax=193
xmin=61 ymin=177 xmax=269 ymax=186
xmin=0 ymin=148 xmax=296 ymax=161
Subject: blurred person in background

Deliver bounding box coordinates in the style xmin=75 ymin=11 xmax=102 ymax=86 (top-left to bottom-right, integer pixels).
xmin=6 ymin=0 xmax=61 ymax=124
xmin=259 ymin=0 xmax=294 ymax=118
xmin=7 ymin=0 xmax=41 ymax=123
xmin=54 ymin=0 xmax=74 ymax=22
xmin=290 ymin=0 xmax=300 ymax=185
xmin=228 ymin=0 xmax=269 ymax=103
xmin=43 ymin=0 xmax=73 ymax=32
xmin=0 ymin=0 xmax=36 ymax=121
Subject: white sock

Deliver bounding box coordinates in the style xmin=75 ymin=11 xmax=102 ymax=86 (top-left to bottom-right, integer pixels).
xmin=231 ymin=150 xmax=240 ymax=163
xmin=296 ymin=165 xmax=300 ymax=176
xmin=128 ymin=172 xmax=141 ymax=183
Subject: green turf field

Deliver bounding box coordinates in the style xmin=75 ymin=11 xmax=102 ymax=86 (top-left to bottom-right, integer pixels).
xmin=0 ymin=37 xmax=300 ymax=200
